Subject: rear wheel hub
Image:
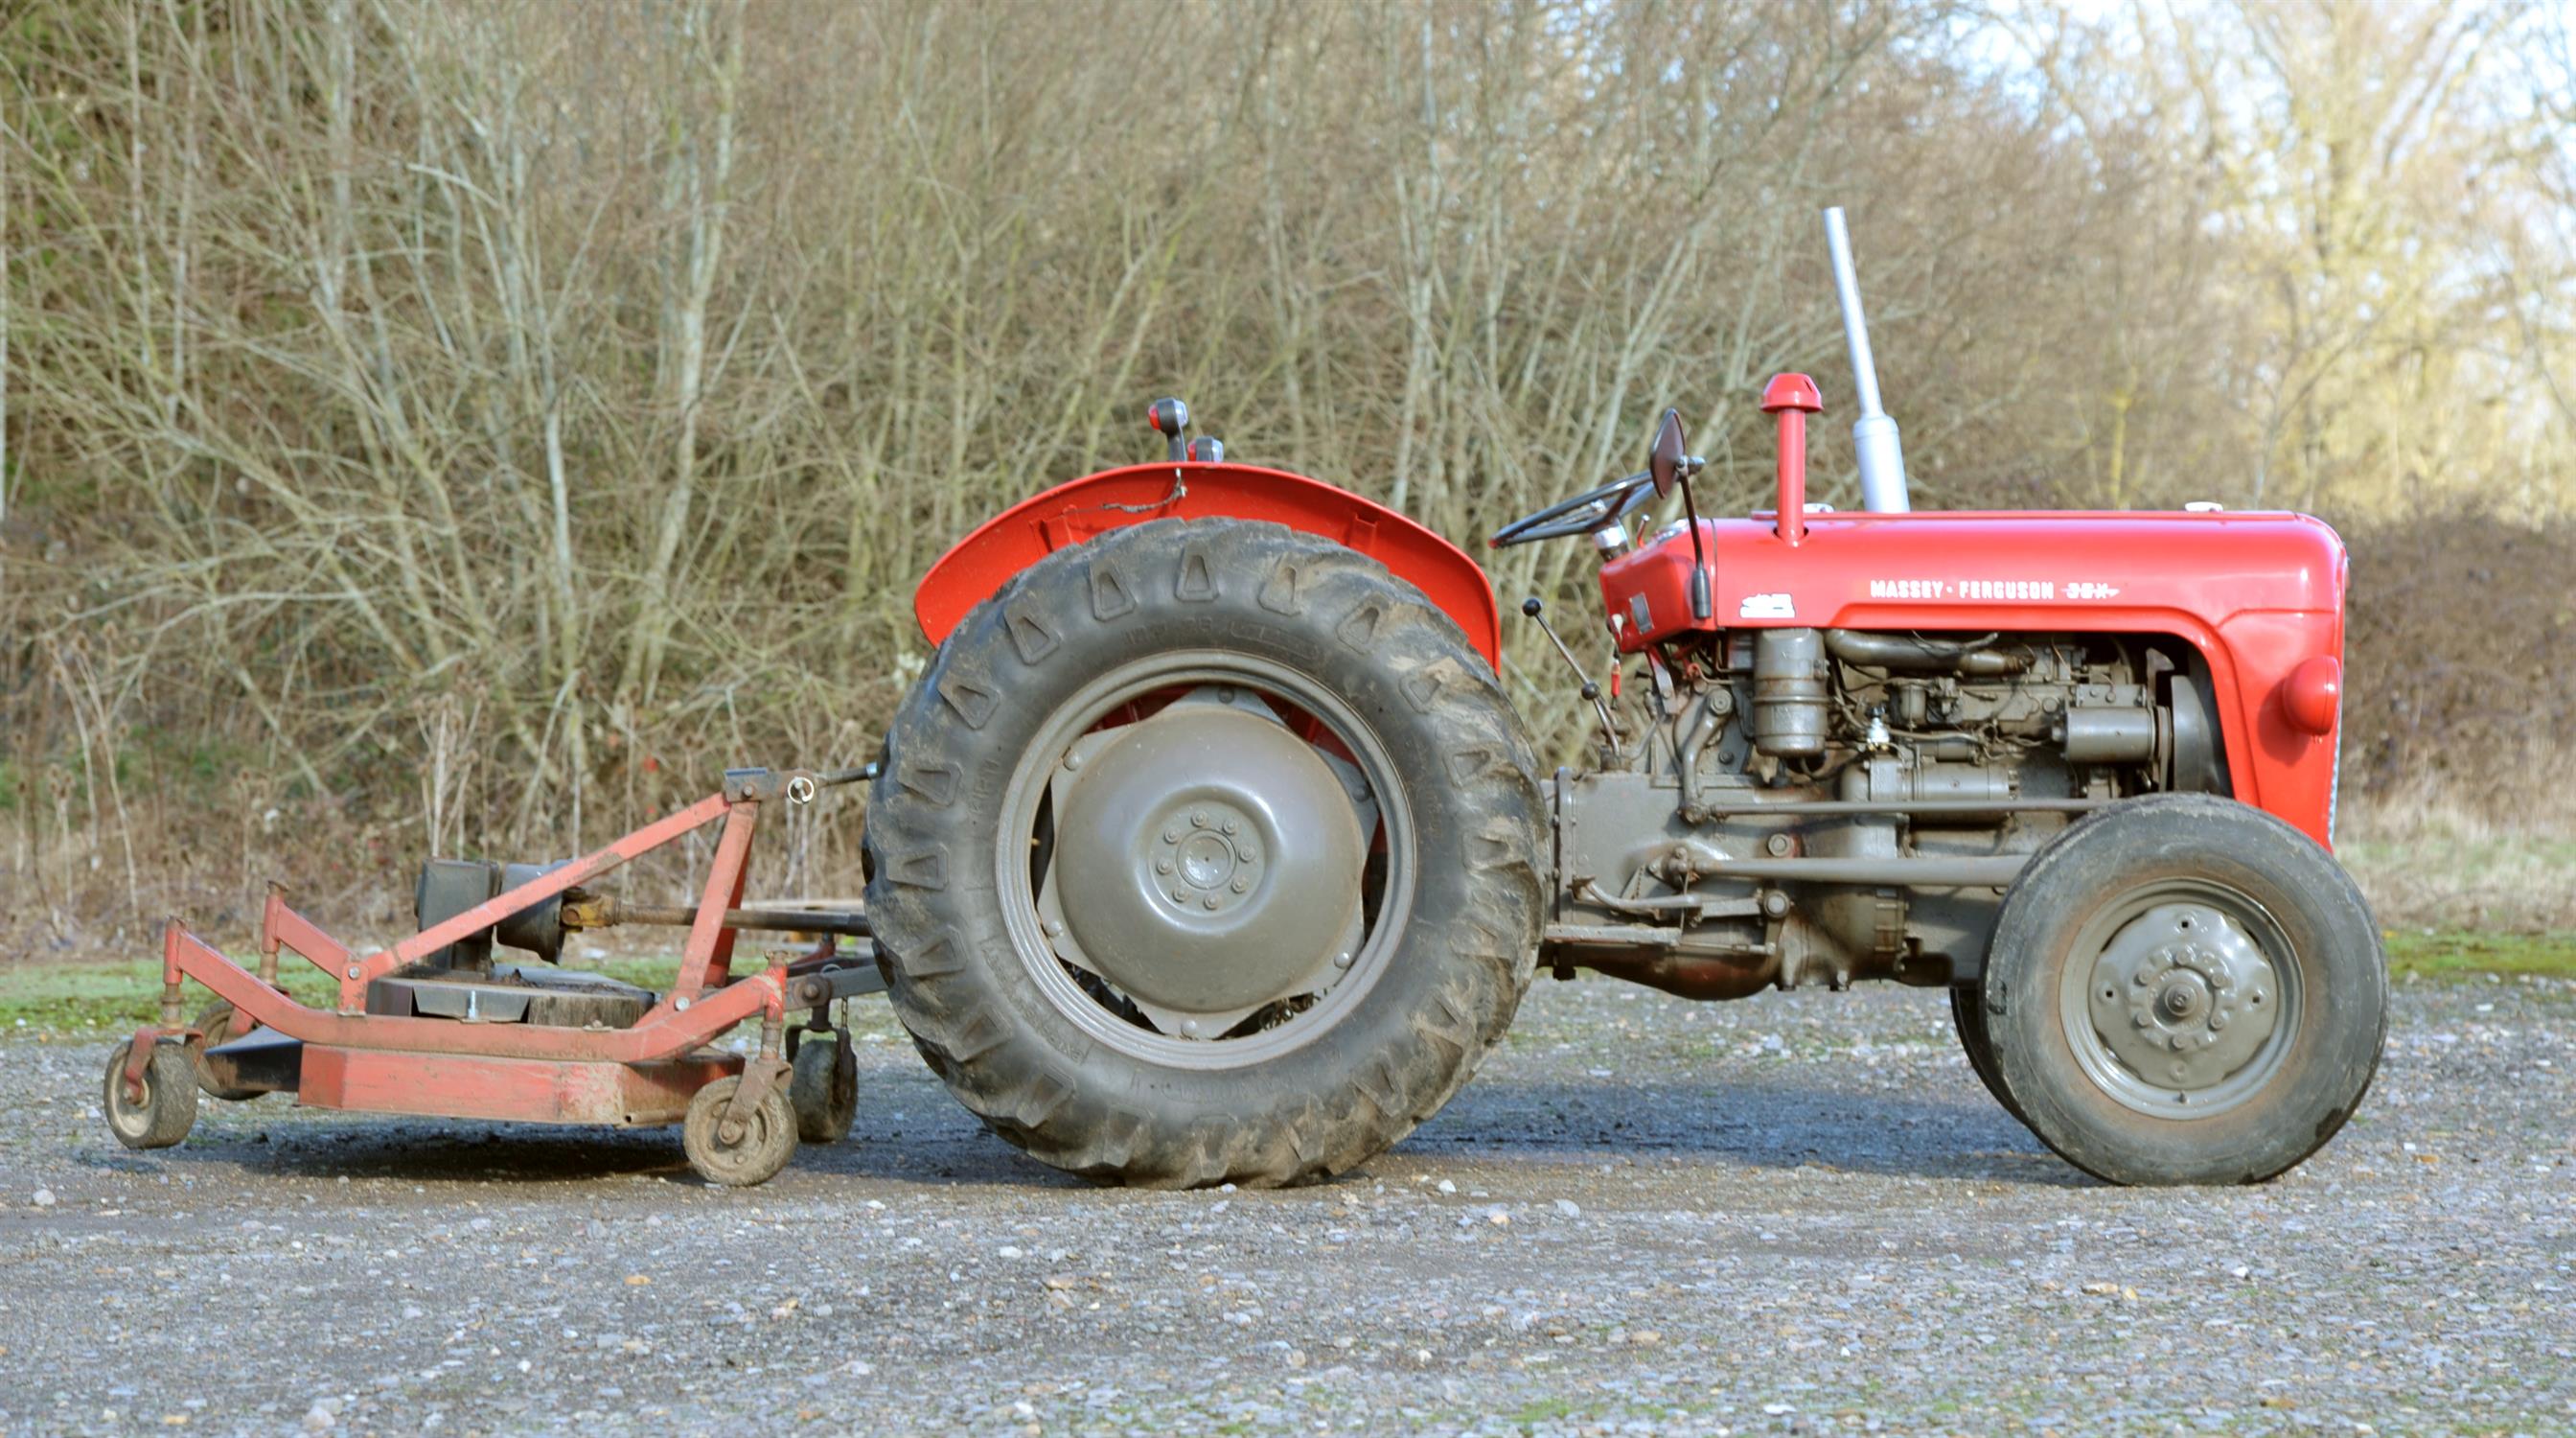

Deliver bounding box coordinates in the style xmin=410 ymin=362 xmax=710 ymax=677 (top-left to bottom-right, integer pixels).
xmin=1040 ymin=689 xmax=1366 ymax=1038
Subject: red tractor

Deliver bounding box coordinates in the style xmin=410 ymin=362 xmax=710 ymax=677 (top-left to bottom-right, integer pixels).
xmin=863 ymin=209 xmax=2385 ymax=1189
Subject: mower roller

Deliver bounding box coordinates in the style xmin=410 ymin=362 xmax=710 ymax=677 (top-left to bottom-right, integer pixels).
xmin=103 ymin=765 xmax=883 ymax=1187
xmin=107 ymin=205 xmax=2389 ymax=1192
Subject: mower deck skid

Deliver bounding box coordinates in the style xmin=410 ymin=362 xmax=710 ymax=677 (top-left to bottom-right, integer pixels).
xmin=104 ymin=765 xmax=883 ymax=1186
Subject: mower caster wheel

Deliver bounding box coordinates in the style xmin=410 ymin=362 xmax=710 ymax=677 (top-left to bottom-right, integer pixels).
xmin=788 ymin=1032 xmax=857 ymax=1144
xmin=187 ymin=1001 xmax=262 ymax=1102
xmin=102 ymin=1039 xmax=197 ymax=1150
xmin=683 ymin=1076 xmax=797 ymax=1187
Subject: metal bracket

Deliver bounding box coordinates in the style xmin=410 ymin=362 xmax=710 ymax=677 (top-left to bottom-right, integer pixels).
xmin=724 ymin=765 xmax=876 ymax=805
xmin=121 ymin=1027 xmax=165 ymax=1103
xmin=721 ymin=1055 xmax=790 ymax=1146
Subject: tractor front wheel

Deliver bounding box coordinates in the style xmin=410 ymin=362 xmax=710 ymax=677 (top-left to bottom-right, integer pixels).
xmin=1982 ymin=795 xmax=2386 ymax=1185
xmin=1947 ymin=986 xmax=2025 ymax=1127
xmin=863 ymin=519 xmax=1543 ymax=1188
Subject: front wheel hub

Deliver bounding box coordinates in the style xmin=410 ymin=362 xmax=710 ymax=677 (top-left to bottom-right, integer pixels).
xmin=2084 ymin=900 xmax=2281 ymax=1101
xmin=1040 ymin=689 xmax=1367 ymax=1037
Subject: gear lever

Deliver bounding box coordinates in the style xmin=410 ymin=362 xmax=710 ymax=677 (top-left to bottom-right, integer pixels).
xmin=1522 ymin=597 xmax=1622 ymax=756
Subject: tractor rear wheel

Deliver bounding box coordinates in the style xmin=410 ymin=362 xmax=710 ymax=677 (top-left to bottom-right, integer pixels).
xmin=863 ymin=519 xmax=1543 ymax=1188
xmin=1982 ymin=795 xmax=2386 ymax=1185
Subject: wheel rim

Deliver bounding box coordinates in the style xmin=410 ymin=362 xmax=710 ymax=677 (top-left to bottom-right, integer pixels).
xmin=700 ymin=1082 xmax=786 ymax=1172
xmin=2058 ymin=879 xmax=2301 ymax=1118
xmin=104 ymin=1045 xmax=153 ymax=1139
xmin=998 ymin=652 xmax=1414 ymax=1070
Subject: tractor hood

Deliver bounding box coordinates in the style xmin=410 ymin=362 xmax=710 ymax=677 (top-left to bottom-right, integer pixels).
xmin=1599 ymin=509 xmax=2348 ymax=650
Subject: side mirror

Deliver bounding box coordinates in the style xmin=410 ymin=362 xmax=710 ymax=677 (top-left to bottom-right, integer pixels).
xmin=1645 ymin=406 xmax=1713 ymax=621
xmin=1648 ymin=408 xmax=1687 ymax=498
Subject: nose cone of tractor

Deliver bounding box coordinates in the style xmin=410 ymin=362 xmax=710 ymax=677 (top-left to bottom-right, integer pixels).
xmin=1046 ymin=703 xmax=1366 ymax=1028
xmin=2280 ymin=654 xmax=2342 ymax=735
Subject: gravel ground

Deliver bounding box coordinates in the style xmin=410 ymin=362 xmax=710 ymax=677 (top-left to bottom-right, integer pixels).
xmin=1 ymin=975 xmax=2569 ymax=1436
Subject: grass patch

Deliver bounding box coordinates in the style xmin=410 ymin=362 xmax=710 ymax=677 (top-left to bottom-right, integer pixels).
xmin=0 ymin=954 xmax=689 ymax=1034
xmin=2381 ymin=929 xmax=2576 ymax=980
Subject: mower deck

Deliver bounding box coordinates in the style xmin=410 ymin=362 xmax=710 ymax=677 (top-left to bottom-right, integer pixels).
xmin=294 ymin=1045 xmax=743 ymax=1127
xmin=102 ymin=766 xmax=883 ymax=1186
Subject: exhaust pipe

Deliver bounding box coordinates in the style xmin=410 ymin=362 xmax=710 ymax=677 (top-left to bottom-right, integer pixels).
xmin=1822 ymin=207 xmax=1910 ymax=514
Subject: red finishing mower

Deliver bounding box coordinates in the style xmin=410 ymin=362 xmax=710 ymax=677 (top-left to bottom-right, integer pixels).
xmin=106 ymin=209 xmax=2384 ymax=1189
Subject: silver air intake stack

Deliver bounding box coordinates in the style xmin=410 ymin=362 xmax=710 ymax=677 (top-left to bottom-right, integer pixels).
xmin=1822 ymin=206 xmax=1911 ymax=513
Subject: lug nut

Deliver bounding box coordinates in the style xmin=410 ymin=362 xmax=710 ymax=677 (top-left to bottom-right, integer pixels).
xmin=1156 ymin=859 xmax=1174 ymax=874
xmin=1332 ymin=951 xmax=1353 ymax=969
xmin=1230 ymin=877 xmax=1250 ymax=893
xmin=1043 ymin=918 xmax=1065 ymax=937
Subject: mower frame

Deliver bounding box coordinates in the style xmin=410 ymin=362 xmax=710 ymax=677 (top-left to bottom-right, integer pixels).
xmin=115 ymin=766 xmax=883 ymax=1164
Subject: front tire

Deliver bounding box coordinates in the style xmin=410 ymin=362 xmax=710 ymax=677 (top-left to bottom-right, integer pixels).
xmin=1983 ymin=795 xmax=2386 ymax=1185
xmin=1947 ymin=986 xmax=2025 ymax=1127
xmin=103 ymin=1040 xmax=198 ymax=1150
xmin=863 ymin=519 xmax=1544 ymax=1188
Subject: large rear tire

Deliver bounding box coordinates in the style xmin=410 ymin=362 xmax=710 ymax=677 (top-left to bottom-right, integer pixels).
xmin=863 ymin=519 xmax=1543 ymax=1188
xmin=1982 ymin=795 xmax=2386 ymax=1185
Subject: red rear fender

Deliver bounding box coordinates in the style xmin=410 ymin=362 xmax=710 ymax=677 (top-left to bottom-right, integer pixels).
xmin=912 ymin=463 xmax=1503 ymax=668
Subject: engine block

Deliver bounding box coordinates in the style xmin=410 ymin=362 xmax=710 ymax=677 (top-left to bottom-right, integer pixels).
xmin=1545 ymin=627 xmax=2227 ymax=999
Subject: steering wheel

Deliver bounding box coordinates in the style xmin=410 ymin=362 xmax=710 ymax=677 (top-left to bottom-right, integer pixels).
xmin=1488 ymin=471 xmax=1658 ymax=548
